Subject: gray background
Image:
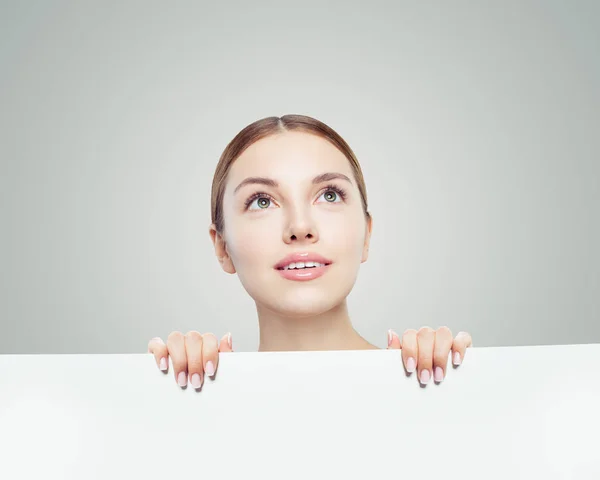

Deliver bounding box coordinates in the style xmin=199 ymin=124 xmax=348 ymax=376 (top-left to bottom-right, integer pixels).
xmin=1 ymin=0 xmax=598 ymax=354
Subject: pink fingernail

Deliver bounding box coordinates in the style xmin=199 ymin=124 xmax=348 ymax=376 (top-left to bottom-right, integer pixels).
xmin=406 ymin=357 xmax=416 ymax=373
xmin=205 ymin=361 xmax=215 ymax=377
xmin=453 ymin=352 xmax=462 ymax=365
xmin=434 ymin=366 xmax=444 ymax=382
xmin=177 ymin=371 xmax=187 ymax=387
xmin=420 ymin=369 xmax=431 ymax=384
xmin=159 ymin=357 xmax=167 ymax=371
xmin=191 ymin=373 xmax=201 ymax=389
xmin=227 ymin=332 xmax=233 ymax=350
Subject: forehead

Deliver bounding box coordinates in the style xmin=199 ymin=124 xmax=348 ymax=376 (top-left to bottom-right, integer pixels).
xmin=227 ymin=131 xmax=352 ymax=183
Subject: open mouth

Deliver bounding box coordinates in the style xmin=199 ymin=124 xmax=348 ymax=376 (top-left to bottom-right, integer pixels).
xmin=275 ymin=261 xmax=332 ymax=282
xmin=273 ymin=253 xmax=333 ymax=280
xmin=276 ymin=261 xmax=332 ymax=271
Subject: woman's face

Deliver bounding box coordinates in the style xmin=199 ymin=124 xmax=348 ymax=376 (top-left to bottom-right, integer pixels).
xmin=213 ymin=130 xmax=372 ymax=317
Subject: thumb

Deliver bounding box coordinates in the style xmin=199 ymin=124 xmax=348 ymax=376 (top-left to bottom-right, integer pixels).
xmin=218 ymin=332 xmax=234 ymax=352
xmin=387 ymin=329 xmax=401 ymax=349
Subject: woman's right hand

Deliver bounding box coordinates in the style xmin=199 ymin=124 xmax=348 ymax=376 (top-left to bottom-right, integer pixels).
xmin=147 ymin=331 xmax=233 ymax=389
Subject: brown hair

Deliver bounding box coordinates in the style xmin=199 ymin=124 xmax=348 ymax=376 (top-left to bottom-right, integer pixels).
xmin=210 ymin=114 xmax=370 ymax=234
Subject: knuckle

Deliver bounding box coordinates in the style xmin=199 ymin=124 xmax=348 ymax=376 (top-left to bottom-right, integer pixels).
xmin=185 ymin=330 xmax=202 ymax=341
xmin=456 ymin=332 xmax=471 ymax=346
xmin=202 ymin=335 xmax=219 ymax=350
xmin=437 ymin=327 xmax=453 ymax=342
xmin=167 ymin=331 xmax=183 ymax=341
xmin=403 ymin=328 xmax=417 ymax=337
xmin=151 ymin=343 xmax=164 ymax=355
xmin=417 ymin=326 xmax=434 ymax=336
xmin=147 ymin=337 xmax=161 ymax=351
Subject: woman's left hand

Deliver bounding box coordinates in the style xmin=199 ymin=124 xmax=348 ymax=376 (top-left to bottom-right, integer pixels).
xmin=387 ymin=327 xmax=473 ymax=385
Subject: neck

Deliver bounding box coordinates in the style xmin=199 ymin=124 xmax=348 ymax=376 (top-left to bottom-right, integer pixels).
xmin=256 ymin=300 xmax=379 ymax=352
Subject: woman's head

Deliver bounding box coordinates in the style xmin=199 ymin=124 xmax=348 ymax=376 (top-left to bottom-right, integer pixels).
xmin=209 ymin=114 xmax=372 ymax=317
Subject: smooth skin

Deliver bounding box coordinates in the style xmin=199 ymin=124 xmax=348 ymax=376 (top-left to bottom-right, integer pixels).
xmin=148 ymin=328 xmax=473 ymax=389
xmin=148 ymin=130 xmax=473 ymax=388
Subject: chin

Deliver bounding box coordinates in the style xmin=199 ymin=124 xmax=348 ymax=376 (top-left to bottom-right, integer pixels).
xmin=239 ymin=270 xmax=357 ymax=318
xmin=263 ymin=287 xmax=351 ymax=318
xmin=274 ymin=301 xmax=334 ymax=318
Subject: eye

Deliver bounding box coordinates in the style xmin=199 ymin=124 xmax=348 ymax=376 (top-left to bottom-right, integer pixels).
xmin=246 ymin=194 xmax=275 ymax=211
xmin=316 ymin=185 xmax=346 ymax=204
xmin=319 ymin=190 xmax=339 ymax=203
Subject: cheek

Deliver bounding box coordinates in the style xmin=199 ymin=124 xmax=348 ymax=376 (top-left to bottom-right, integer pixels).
xmin=226 ymin=220 xmax=277 ymax=268
xmin=319 ymin=212 xmax=366 ymax=256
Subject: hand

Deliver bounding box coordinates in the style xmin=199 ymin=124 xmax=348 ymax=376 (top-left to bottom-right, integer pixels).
xmin=387 ymin=327 xmax=472 ymax=385
xmin=147 ymin=331 xmax=233 ymax=389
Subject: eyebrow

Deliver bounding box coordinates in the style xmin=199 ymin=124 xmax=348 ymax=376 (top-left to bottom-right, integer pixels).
xmin=233 ymin=172 xmax=353 ymax=195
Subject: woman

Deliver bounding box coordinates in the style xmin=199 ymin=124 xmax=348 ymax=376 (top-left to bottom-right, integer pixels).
xmin=148 ymin=114 xmax=473 ymax=390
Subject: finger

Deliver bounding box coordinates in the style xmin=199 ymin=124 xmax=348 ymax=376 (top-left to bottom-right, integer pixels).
xmin=400 ymin=329 xmax=418 ymax=374
xmin=433 ymin=327 xmax=453 ymax=383
xmin=452 ymin=331 xmax=473 ymax=366
xmin=147 ymin=337 xmax=169 ymax=372
xmin=219 ymin=332 xmax=233 ymax=353
xmin=387 ymin=329 xmax=401 ymax=349
xmin=417 ymin=326 xmax=435 ymax=385
xmin=184 ymin=331 xmax=204 ymax=389
xmin=167 ymin=331 xmax=189 ymax=387
xmin=202 ymin=333 xmax=219 ymax=378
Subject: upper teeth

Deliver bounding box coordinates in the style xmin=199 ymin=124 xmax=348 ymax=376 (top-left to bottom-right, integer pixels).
xmin=282 ymin=261 xmax=326 ymax=270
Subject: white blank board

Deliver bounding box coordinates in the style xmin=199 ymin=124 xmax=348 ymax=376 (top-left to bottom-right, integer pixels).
xmin=1 ymin=344 xmax=599 ymax=479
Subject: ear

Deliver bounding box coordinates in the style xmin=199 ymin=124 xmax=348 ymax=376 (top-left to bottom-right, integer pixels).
xmin=361 ymin=214 xmax=373 ymax=263
xmin=209 ymin=224 xmax=236 ymax=274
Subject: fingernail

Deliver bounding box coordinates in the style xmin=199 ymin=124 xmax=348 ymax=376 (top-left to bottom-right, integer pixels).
xmin=453 ymin=352 xmax=462 ymax=365
xmin=159 ymin=357 xmax=167 ymax=371
xmin=406 ymin=357 xmax=416 ymax=373
xmin=434 ymin=366 xmax=444 ymax=382
xmin=227 ymin=332 xmax=233 ymax=350
xmin=420 ymin=369 xmax=431 ymax=384
xmin=177 ymin=371 xmax=187 ymax=387
xmin=387 ymin=329 xmax=399 ymax=347
xmin=205 ymin=361 xmax=215 ymax=377
xmin=191 ymin=373 xmax=201 ymax=388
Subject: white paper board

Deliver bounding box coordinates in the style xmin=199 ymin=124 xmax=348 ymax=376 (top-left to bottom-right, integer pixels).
xmin=1 ymin=344 xmax=599 ymax=479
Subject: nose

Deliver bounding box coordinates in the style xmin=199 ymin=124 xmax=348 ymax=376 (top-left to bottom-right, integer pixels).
xmin=283 ymin=209 xmax=319 ymax=244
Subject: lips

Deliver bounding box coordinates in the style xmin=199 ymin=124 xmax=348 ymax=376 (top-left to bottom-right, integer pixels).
xmin=274 ymin=252 xmax=333 ymax=270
